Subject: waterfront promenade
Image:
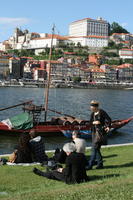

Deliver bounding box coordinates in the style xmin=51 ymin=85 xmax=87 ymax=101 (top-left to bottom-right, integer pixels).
xmin=1 ymin=80 xmax=133 ymax=89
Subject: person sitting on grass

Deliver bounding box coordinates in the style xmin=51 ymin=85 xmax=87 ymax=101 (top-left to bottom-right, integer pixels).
xmin=9 ymin=134 xmax=32 ymax=163
xmin=29 ymin=130 xmax=48 ymax=163
xmin=52 ymin=130 xmax=86 ymax=164
xmin=72 ymin=130 xmax=86 ymax=154
xmin=33 ymin=142 xmax=88 ymax=184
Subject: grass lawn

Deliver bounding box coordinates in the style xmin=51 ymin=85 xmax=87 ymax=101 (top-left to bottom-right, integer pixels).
xmin=0 ymin=145 xmax=133 ymax=200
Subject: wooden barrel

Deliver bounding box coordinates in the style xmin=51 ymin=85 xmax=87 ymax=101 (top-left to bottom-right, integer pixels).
xmin=57 ymin=117 xmax=72 ymax=125
xmin=51 ymin=117 xmax=60 ymax=124
xmin=65 ymin=117 xmax=79 ymax=125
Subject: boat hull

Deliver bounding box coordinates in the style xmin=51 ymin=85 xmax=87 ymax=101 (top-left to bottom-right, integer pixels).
xmin=0 ymin=117 xmax=133 ymax=138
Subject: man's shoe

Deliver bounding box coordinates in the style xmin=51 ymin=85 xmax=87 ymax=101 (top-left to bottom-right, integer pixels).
xmin=33 ymin=167 xmax=41 ymax=175
xmin=93 ymin=161 xmax=97 ymax=166
xmin=95 ymin=165 xmax=103 ymax=169
xmin=33 ymin=167 xmax=38 ymax=173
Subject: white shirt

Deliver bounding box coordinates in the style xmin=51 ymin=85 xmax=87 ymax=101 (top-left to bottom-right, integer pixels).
xmin=73 ymin=138 xmax=86 ymax=154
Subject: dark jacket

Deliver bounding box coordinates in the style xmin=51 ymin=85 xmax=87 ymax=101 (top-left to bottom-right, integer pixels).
xmin=29 ymin=136 xmax=48 ymax=162
xmin=90 ymin=109 xmax=111 ymax=131
xmin=90 ymin=109 xmax=111 ymax=145
xmin=34 ymin=152 xmax=88 ymax=184
xmin=63 ymin=152 xmax=88 ymax=184
xmin=14 ymin=146 xmax=32 ymax=163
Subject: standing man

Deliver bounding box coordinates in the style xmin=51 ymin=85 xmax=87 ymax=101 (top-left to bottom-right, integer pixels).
xmin=87 ymin=100 xmax=111 ymax=169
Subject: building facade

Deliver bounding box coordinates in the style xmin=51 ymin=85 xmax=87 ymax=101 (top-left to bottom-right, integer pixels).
xmin=69 ymin=35 xmax=108 ymax=48
xmin=69 ymin=17 xmax=110 ymax=37
xmin=119 ymin=49 xmax=133 ymax=59
xmin=0 ymin=57 xmax=9 ymax=79
xmin=111 ymin=33 xmax=133 ymax=43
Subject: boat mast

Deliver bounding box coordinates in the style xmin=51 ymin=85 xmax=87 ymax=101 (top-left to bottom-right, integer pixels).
xmin=44 ymin=25 xmax=55 ymax=122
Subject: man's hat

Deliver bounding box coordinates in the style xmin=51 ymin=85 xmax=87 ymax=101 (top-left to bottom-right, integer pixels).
xmin=90 ymin=100 xmax=99 ymax=107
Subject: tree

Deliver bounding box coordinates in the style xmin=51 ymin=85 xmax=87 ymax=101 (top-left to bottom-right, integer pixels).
xmin=108 ymin=41 xmax=116 ymax=48
xmin=77 ymin=42 xmax=82 ymax=48
xmin=7 ymin=49 xmax=20 ymax=56
xmin=73 ymin=76 xmax=81 ymax=83
xmin=110 ymin=22 xmax=129 ymax=35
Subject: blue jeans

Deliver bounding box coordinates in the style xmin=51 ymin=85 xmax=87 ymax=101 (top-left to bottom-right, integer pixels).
xmin=89 ymin=143 xmax=103 ymax=166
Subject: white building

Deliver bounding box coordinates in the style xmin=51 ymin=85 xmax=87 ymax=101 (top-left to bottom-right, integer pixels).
xmin=68 ymin=17 xmax=109 ymax=48
xmin=119 ymin=49 xmax=133 ymax=59
xmin=69 ymin=17 xmax=109 ymax=37
xmin=111 ymin=33 xmax=133 ymax=42
xmin=0 ymin=19 xmax=110 ymax=52
xmin=69 ymin=35 xmax=108 ymax=48
xmin=2 ymin=28 xmax=70 ymax=54
xmin=110 ymin=33 xmax=133 ymax=47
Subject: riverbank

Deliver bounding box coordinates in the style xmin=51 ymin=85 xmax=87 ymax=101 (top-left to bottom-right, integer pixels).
xmin=1 ymin=142 xmax=133 ymax=157
xmin=0 ymin=144 xmax=133 ymax=200
xmin=1 ymin=81 xmax=133 ymax=89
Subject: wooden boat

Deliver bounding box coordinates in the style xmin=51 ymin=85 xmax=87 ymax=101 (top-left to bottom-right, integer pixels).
xmin=0 ymin=102 xmax=90 ymax=136
xmin=0 ymin=102 xmax=133 ymax=138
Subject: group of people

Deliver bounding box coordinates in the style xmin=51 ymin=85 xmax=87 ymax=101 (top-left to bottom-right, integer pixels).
xmin=5 ymin=100 xmax=111 ymax=184
xmin=9 ymin=130 xmax=48 ymax=164
xmin=33 ymin=100 xmax=111 ymax=184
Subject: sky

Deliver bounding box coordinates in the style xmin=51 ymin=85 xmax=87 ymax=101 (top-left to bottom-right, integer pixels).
xmin=0 ymin=0 xmax=133 ymax=42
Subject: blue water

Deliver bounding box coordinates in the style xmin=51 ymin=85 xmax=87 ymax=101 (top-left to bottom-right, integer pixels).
xmin=0 ymin=87 xmax=133 ymax=154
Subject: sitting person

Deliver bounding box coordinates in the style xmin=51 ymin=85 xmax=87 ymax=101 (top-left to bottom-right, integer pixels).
xmin=72 ymin=131 xmax=86 ymax=154
xmin=52 ymin=147 xmax=67 ymax=164
xmin=9 ymin=134 xmax=32 ymax=163
xmin=29 ymin=130 xmax=48 ymax=163
xmin=33 ymin=142 xmax=88 ymax=184
xmin=53 ymin=130 xmax=86 ymax=164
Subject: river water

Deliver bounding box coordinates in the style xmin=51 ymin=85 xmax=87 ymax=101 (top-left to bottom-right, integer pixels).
xmin=0 ymin=87 xmax=133 ymax=154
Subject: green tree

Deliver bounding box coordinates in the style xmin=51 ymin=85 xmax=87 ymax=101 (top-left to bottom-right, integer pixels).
xmin=108 ymin=41 xmax=116 ymax=48
xmin=110 ymin=22 xmax=129 ymax=35
xmin=7 ymin=49 xmax=20 ymax=56
xmin=73 ymin=76 xmax=81 ymax=83
xmin=77 ymin=42 xmax=82 ymax=48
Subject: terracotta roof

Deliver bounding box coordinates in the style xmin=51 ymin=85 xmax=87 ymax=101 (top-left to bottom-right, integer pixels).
xmin=121 ymin=41 xmax=130 ymax=44
xmin=32 ymin=34 xmax=68 ymax=41
xmin=112 ymin=33 xmax=129 ymax=36
xmin=32 ymin=32 xmax=40 ymax=35
xmin=91 ymin=67 xmax=105 ymax=72
xmin=21 ymin=56 xmax=33 ymax=59
xmin=71 ymin=17 xmax=107 ymax=24
xmin=120 ymin=49 xmax=133 ymax=51
xmin=120 ymin=54 xmax=133 ymax=56
xmin=33 ymin=68 xmax=46 ymax=71
xmin=9 ymin=57 xmax=20 ymax=60
xmin=64 ymin=52 xmax=76 ymax=55
xmin=117 ymin=63 xmax=133 ymax=69
xmin=71 ymin=18 xmax=92 ymax=24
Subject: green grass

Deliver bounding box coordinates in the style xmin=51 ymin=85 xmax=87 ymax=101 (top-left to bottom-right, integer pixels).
xmin=0 ymin=145 xmax=133 ymax=200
